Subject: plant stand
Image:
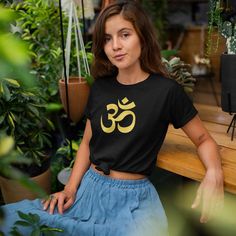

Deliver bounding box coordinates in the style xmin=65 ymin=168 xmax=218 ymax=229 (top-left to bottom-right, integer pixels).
xmin=227 ymin=114 xmax=236 ymax=141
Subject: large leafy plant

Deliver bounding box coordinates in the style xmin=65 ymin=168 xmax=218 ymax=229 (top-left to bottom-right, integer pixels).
xmin=0 ymin=78 xmax=54 ymax=168
xmin=0 ymin=132 xmax=47 ymax=228
xmin=0 ymin=132 xmax=47 ymax=192
xmin=11 ymin=0 xmax=62 ymax=102
xmin=0 ymin=6 xmax=48 ymax=221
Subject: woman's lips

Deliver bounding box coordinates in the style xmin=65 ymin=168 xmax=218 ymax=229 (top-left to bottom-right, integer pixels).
xmin=114 ymin=54 xmax=126 ymax=60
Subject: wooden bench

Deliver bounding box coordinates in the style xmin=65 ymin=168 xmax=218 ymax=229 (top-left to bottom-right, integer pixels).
xmin=156 ymin=103 xmax=236 ymax=194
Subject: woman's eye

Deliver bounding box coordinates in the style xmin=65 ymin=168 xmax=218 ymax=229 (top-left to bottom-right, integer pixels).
xmin=122 ymin=33 xmax=130 ymax=38
xmin=104 ymin=36 xmax=111 ymax=43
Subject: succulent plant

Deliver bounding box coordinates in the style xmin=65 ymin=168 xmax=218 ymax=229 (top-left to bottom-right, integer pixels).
xmin=162 ymin=57 xmax=196 ymax=93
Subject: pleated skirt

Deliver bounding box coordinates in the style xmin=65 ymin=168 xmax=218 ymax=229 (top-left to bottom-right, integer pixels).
xmin=0 ymin=167 xmax=168 ymax=236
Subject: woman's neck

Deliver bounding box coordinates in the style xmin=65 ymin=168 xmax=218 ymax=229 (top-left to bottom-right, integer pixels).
xmin=116 ymin=70 xmax=150 ymax=85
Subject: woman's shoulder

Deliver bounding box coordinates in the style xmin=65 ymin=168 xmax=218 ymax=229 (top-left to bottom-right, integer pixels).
xmin=92 ymin=76 xmax=114 ymax=87
xmin=150 ymin=73 xmax=180 ymax=89
xmin=89 ymin=76 xmax=115 ymax=96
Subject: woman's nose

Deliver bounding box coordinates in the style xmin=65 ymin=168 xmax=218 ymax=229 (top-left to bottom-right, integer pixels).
xmin=112 ymin=37 xmax=121 ymax=50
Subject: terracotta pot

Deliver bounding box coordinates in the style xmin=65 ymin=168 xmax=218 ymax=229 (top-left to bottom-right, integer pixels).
xmin=0 ymin=168 xmax=51 ymax=204
xmin=59 ymin=77 xmax=90 ymax=123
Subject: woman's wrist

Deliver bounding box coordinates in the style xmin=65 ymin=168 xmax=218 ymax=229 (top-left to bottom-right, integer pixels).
xmin=205 ymin=167 xmax=224 ymax=183
xmin=64 ymin=183 xmax=78 ymax=195
xmin=205 ymin=166 xmax=223 ymax=175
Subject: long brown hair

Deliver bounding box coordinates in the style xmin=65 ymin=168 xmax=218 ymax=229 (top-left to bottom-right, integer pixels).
xmin=91 ymin=0 xmax=168 ymax=79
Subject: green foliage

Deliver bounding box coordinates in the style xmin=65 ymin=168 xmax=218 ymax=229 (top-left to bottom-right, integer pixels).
xmin=141 ymin=0 xmax=168 ymax=47
xmin=161 ymin=49 xmax=178 ymax=60
xmin=1 ymin=0 xmax=15 ymax=5
xmin=11 ymin=0 xmax=63 ymax=102
xmin=11 ymin=0 xmax=94 ymax=103
xmin=0 ymin=132 xmax=31 ymax=178
xmin=10 ymin=211 xmax=63 ymax=236
xmin=0 ymin=5 xmax=35 ymax=88
xmin=0 ymin=4 xmax=49 ymax=201
xmin=3 ymin=0 xmax=92 ymax=193
xmin=162 ymin=57 xmax=196 ymax=93
xmin=0 ymin=6 xmax=17 ymax=33
xmin=56 ymin=137 xmax=82 ymax=164
xmin=0 ymin=78 xmax=54 ymax=167
xmin=0 ymin=132 xmax=47 ymax=199
xmin=207 ymin=0 xmax=236 ymax=54
xmin=50 ymin=136 xmax=82 ymax=192
xmin=221 ymin=21 xmax=236 ymax=54
xmin=0 ymin=132 xmax=47 ymax=225
xmin=70 ymin=41 xmax=94 ymax=78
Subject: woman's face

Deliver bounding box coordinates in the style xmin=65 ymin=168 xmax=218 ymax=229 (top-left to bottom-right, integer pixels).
xmin=103 ymin=14 xmax=142 ymax=71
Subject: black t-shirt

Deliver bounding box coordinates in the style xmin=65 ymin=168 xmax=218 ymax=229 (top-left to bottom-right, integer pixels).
xmin=85 ymin=74 xmax=198 ymax=175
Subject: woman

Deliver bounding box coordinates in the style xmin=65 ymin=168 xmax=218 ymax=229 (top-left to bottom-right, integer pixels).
xmin=1 ymin=1 xmax=224 ymax=235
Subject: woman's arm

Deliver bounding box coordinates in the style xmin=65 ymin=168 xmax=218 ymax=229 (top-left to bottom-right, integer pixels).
xmin=43 ymin=119 xmax=92 ymax=214
xmin=181 ymin=115 xmax=224 ymax=223
xmin=64 ymin=119 xmax=92 ymax=193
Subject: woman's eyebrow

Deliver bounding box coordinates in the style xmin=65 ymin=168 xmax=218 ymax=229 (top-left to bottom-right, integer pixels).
xmin=105 ymin=27 xmax=133 ymax=36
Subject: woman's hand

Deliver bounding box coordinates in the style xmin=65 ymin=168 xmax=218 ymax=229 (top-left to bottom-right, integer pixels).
xmin=181 ymin=116 xmax=224 ymax=223
xmin=191 ymin=169 xmax=224 ymax=223
xmin=42 ymin=188 xmax=76 ymax=215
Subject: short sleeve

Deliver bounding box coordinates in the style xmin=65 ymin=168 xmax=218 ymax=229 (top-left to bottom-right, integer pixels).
xmin=169 ymin=82 xmax=198 ymax=128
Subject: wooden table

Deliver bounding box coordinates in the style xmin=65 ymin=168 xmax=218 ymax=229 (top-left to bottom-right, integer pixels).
xmin=157 ymin=103 xmax=236 ymax=194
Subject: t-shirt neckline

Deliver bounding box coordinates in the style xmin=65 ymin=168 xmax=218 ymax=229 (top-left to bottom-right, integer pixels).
xmin=114 ymin=74 xmax=152 ymax=87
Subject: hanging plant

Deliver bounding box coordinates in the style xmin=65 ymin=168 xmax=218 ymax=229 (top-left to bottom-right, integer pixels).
xmin=207 ymin=0 xmax=236 ymax=55
xmin=58 ymin=0 xmax=93 ymax=123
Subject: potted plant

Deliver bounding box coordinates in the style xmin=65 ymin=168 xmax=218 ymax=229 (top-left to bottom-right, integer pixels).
xmin=0 ymin=78 xmax=54 ymax=203
xmin=9 ymin=0 xmax=65 ymax=151
xmin=0 ymin=132 xmax=48 ymax=202
xmin=55 ymin=137 xmax=82 ymax=186
xmin=58 ymin=0 xmax=94 ymax=124
xmin=0 ymin=5 xmax=51 ymax=204
xmin=162 ymin=56 xmax=196 ymax=94
xmin=207 ymin=0 xmax=236 ymax=140
xmin=207 ymin=0 xmax=236 ymax=112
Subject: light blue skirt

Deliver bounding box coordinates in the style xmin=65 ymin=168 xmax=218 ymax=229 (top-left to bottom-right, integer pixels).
xmin=0 ymin=168 xmax=168 ymax=236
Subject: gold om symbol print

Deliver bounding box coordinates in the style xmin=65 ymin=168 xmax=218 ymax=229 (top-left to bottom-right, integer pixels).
xmin=100 ymin=97 xmax=136 ymax=133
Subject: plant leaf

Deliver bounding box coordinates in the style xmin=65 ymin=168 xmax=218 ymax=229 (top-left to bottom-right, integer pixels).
xmin=0 ymin=135 xmax=14 ymax=156
xmin=5 ymin=78 xmax=20 ymax=87
xmin=2 ymin=82 xmax=11 ymax=101
xmin=7 ymin=113 xmax=15 ymax=130
xmin=17 ymin=211 xmax=33 ymax=223
xmin=31 ymin=228 xmax=41 ymax=236
xmin=14 ymin=220 xmax=32 ymax=227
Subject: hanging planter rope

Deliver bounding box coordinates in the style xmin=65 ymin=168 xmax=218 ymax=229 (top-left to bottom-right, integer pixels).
xmin=59 ymin=0 xmax=90 ymax=123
